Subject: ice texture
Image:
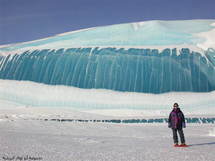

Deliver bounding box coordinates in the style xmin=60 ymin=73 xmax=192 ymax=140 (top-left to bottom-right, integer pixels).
xmin=0 ymin=47 xmax=215 ymax=93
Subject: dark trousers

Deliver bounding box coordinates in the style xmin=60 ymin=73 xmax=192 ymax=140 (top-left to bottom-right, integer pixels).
xmin=172 ymin=128 xmax=185 ymax=144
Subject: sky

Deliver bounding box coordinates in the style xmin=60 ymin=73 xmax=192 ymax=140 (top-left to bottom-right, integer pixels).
xmin=0 ymin=0 xmax=215 ymax=45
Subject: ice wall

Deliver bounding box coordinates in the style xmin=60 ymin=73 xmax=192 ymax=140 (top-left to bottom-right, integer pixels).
xmin=0 ymin=47 xmax=215 ymax=94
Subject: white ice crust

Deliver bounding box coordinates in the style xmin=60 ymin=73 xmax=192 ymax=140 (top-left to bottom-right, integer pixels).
xmin=0 ymin=19 xmax=215 ymax=56
xmin=0 ymin=79 xmax=215 ymax=117
xmin=196 ymin=22 xmax=215 ymax=50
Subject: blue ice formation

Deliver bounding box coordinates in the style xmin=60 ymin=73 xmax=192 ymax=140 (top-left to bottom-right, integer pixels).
xmin=0 ymin=47 xmax=215 ymax=93
xmin=0 ymin=20 xmax=215 ymax=94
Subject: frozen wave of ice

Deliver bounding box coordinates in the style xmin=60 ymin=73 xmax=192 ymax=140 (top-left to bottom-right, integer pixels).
xmin=1 ymin=47 xmax=215 ymax=94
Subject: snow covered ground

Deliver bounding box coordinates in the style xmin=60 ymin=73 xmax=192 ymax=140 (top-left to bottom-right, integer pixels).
xmin=0 ymin=106 xmax=215 ymax=161
xmin=0 ymin=79 xmax=215 ymax=160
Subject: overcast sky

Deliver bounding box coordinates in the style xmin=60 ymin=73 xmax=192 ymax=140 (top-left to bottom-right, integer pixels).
xmin=0 ymin=0 xmax=215 ymax=45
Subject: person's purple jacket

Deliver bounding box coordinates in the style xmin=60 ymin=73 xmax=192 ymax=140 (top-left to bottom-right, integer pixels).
xmin=168 ymin=108 xmax=186 ymax=129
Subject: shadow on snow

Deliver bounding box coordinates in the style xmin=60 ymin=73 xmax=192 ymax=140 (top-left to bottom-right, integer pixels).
xmin=189 ymin=142 xmax=215 ymax=147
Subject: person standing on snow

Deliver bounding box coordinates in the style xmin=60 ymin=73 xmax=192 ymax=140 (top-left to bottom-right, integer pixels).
xmin=168 ymin=103 xmax=187 ymax=147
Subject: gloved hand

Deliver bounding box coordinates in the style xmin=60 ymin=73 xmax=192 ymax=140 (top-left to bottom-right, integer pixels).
xmin=182 ymin=122 xmax=186 ymax=128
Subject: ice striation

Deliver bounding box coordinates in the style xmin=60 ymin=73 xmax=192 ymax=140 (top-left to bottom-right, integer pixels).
xmin=0 ymin=47 xmax=215 ymax=93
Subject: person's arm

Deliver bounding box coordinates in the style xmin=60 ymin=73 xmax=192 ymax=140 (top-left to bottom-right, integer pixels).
xmin=181 ymin=112 xmax=186 ymax=128
xmin=168 ymin=112 xmax=172 ymax=128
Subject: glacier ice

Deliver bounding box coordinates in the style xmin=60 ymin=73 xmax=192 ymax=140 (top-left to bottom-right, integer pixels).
xmin=0 ymin=47 xmax=215 ymax=93
xmin=0 ymin=19 xmax=215 ymax=96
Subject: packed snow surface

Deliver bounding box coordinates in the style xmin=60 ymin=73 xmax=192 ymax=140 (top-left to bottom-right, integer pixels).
xmin=0 ymin=113 xmax=214 ymax=161
xmin=0 ymin=100 xmax=215 ymax=161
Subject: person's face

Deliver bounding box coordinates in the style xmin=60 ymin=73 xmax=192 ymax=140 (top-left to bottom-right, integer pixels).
xmin=173 ymin=105 xmax=178 ymax=109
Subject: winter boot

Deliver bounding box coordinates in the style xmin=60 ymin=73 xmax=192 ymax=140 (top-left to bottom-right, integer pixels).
xmin=174 ymin=143 xmax=179 ymax=147
xmin=180 ymin=143 xmax=188 ymax=147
